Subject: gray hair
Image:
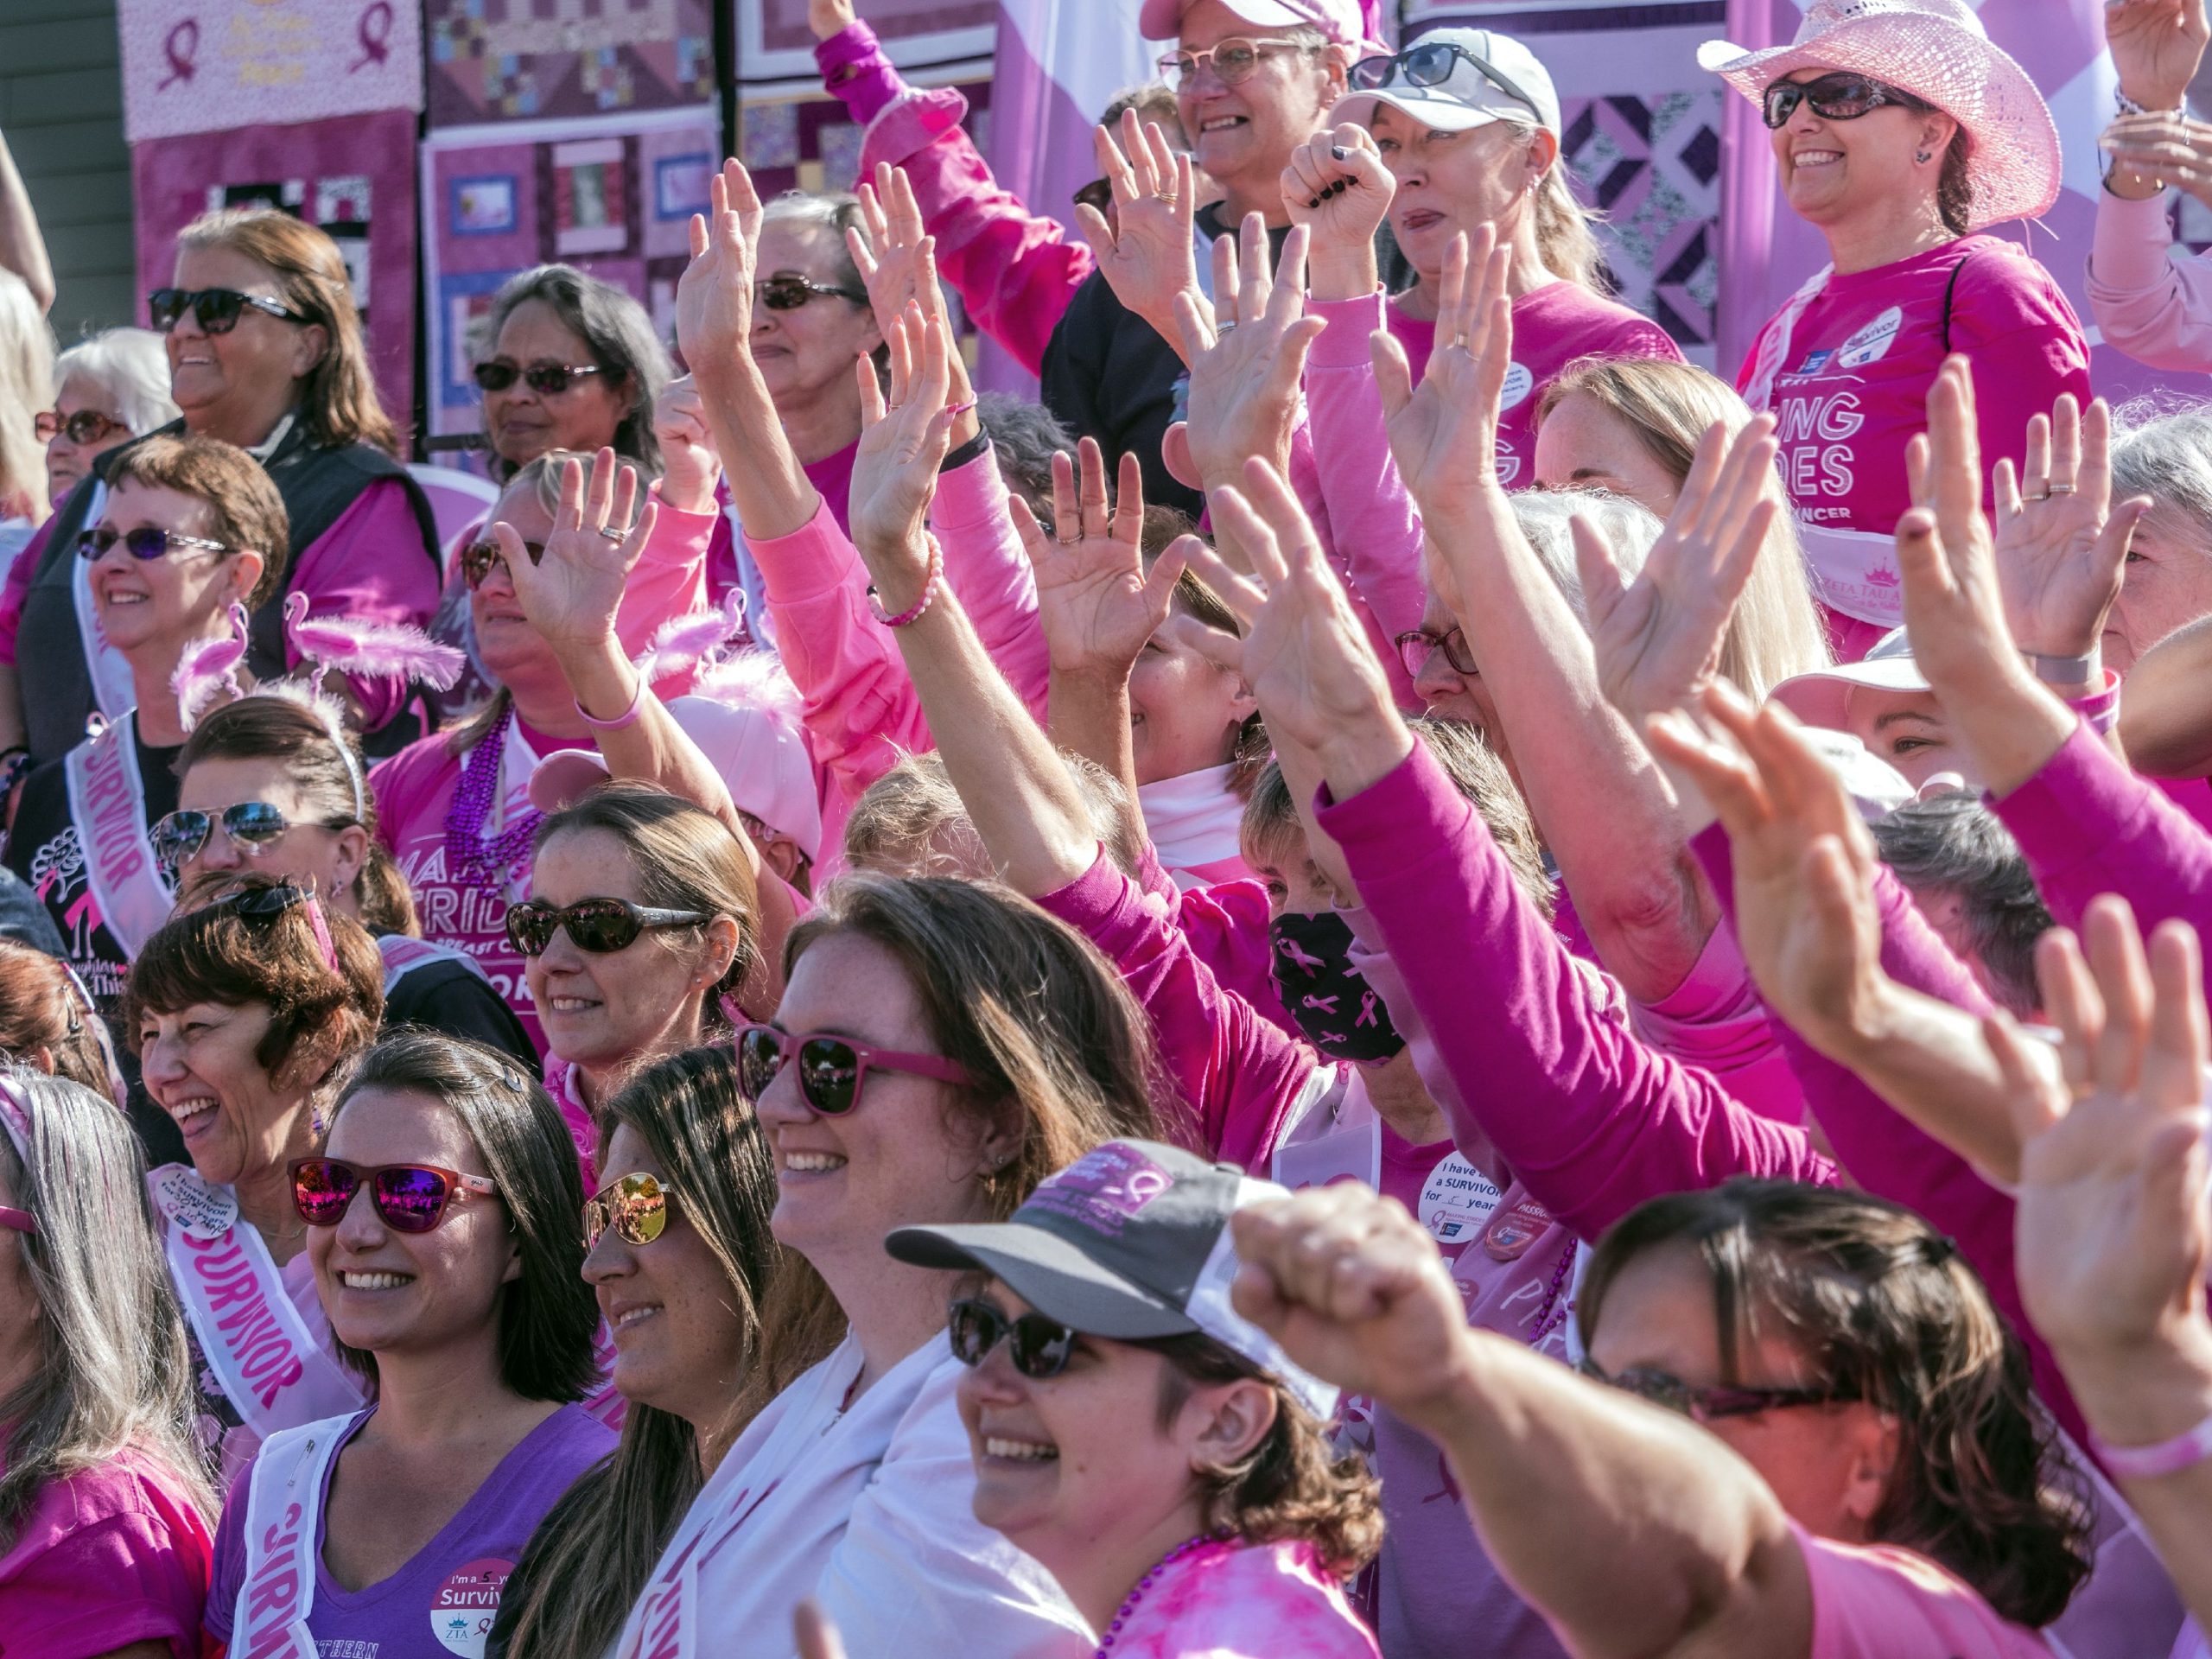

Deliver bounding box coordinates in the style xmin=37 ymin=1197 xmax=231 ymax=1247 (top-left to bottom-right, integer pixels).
xmin=1870 ymin=794 xmax=2050 ymax=1018
xmin=760 ymin=191 xmax=872 ymax=298
xmin=2110 ymin=399 xmax=2212 ymax=544
xmin=842 ymin=747 xmax=1139 ymax=880
xmin=54 ymin=327 xmax=178 ymax=439
xmin=0 ymin=1071 xmax=213 ymax=1550
xmin=1508 ymin=486 xmax=1663 ymax=627
xmin=976 ymin=392 xmax=1075 ymax=519
xmin=481 ymin=264 xmax=673 ymax=477
xmin=0 ymin=270 xmax=54 ymax=518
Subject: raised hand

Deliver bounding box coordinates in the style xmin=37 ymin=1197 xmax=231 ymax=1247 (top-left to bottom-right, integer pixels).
xmin=1371 ymin=226 xmax=1514 ymax=522
xmin=1894 ymin=357 xmax=2025 ymax=700
xmin=805 ymin=0 xmax=856 ymax=41
xmin=1230 ymin=1185 xmax=1477 ymax=1433
xmin=1010 ymin=438 xmax=1185 ymax=679
xmin=653 ymin=373 xmax=721 ymax=514
xmin=1074 ymin=106 xmax=1201 ymax=337
xmin=2101 ymin=109 xmax=2212 ymax=205
xmin=1993 ymin=394 xmax=2150 ymax=662
xmin=849 ymin=299 xmax=959 ymax=607
xmin=676 ymin=159 xmax=765 ymax=385
xmin=850 ymin=165 xmax=979 ymax=448
xmin=1167 ymin=216 xmax=1324 ymax=490
xmin=496 ymin=447 xmax=658 ymax=659
xmin=1996 ymin=898 xmax=2212 ymax=1411
xmin=1281 ymin=124 xmax=1393 ymax=301
xmin=2105 ymin=0 xmax=2209 ymax=112
xmin=1578 ymin=415 xmax=1779 ymax=725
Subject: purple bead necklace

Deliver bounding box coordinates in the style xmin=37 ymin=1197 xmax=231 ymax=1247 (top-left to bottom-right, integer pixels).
xmin=1525 ymin=1234 xmax=1580 ymax=1349
xmin=442 ymin=701 xmax=543 ymax=893
xmin=1096 ymin=1533 xmax=1217 ymax=1655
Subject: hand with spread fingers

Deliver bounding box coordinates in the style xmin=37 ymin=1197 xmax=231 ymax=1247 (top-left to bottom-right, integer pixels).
xmin=1074 ymin=106 xmax=1202 ymax=341
xmin=496 ymin=445 xmax=658 ymax=661
xmin=848 ymin=299 xmax=963 ymax=610
xmin=1010 ymin=438 xmax=1185 ymax=682
xmin=1167 ymin=216 xmax=1325 ymax=493
xmin=2105 ymin=0 xmax=2210 ymax=116
xmin=1992 ymin=393 xmax=2150 ymax=663
xmin=675 ymin=158 xmax=766 ymax=386
xmin=1370 ymin=226 xmax=1515 ymax=524
xmin=850 ymin=165 xmax=982 ymax=451
xmin=1578 ymin=415 xmax=1780 ymax=728
xmin=1281 ymin=124 xmax=1394 ymax=302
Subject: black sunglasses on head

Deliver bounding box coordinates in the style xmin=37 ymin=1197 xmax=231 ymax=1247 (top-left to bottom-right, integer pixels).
xmin=949 ymin=1297 xmax=1083 ymax=1380
xmin=473 ymin=359 xmax=606 ymax=396
xmin=149 ymin=286 xmax=310 ymax=335
xmin=1761 ymin=72 xmax=1929 ymax=130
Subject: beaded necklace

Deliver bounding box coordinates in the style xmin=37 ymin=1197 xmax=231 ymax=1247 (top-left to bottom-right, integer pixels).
xmin=1095 ymin=1534 xmax=1217 ymax=1655
xmin=1525 ymin=1235 xmax=1580 ymax=1350
xmin=442 ymin=702 xmax=542 ymax=893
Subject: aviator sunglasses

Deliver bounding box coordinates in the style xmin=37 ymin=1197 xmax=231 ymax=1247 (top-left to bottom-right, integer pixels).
xmin=290 ymin=1157 xmax=499 ymax=1233
xmin=151 ymin=801 xmax=355 ymax=871
xmin=730 ymin=1019 xmax=976 ymax=1116
xmin=1761 ymin=72 xmax=1929 ymax=130
xmin=584 ymin=1171 xmax=676 ymax=1249
xmin=149 ymin=286 xmax=310 ymax=335
xmin=948 ymin=1297 xmax=1082 ymax=1380
xmin=505 ymin=896 xmax=710 ymax=957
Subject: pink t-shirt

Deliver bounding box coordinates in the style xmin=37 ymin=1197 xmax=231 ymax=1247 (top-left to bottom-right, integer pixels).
xmin=1798 ymin=1525 xmax=2053 ymax=1657
xmin=0 ymin=1445 xmax=212 ymax=1659
xmin=1106 ymin=1536 xmax=1378 ymax=1658
xmin=1388 ymin=280 xmax=1682 ymax=490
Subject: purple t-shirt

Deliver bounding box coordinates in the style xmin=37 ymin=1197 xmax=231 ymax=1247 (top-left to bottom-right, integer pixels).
xmin=205 ymin=1402 xmax=614 ymax=1656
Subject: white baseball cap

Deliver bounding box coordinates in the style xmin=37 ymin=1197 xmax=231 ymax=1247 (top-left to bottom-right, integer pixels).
xmin=1141 ymin=0 xmax=1369 ymax=48
xmin=1769 ymin=626 xmax=1931 ymax=735
xmin=1331 ymin=28 xmax=1560 ymax=138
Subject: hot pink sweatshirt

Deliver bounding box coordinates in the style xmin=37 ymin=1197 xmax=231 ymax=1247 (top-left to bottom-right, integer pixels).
xmin=2087 ymin=187 xmax=2212 ymax=372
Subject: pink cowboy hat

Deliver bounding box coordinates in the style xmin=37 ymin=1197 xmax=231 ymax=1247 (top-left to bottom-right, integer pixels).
xmin=1698 ymin=0 xmax=2062 ymax=232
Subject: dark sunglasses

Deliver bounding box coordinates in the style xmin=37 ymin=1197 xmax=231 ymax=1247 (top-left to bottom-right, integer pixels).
xmin=731 ymin=1019 xmax=976 ymax=1116
xmin=757 ymin=274 xmax=868 ymax=311
xmin=584 ymin=1171 xmax=675 ymax=1249
xmin=1761 ymin=72 xmax=1928 ymax=130
xmin=1158 ymin=35 xmax=1306 ymax=89
xmin=290 ymin=1157 xmax=498 ymax=1233
xmin=76 ymin=524 xmax=232 ymax=563
xmin=949 ymin=1297 xmax=1081 ymax=1380
xmin=505 ymin=896 xmax=710 ymax=957
xmin=473 ymin=359 xmax=606 ymax=396
xmin=1349 ymin=41 xmax=1542 ymax=120
xmin=459 ymin=537 xmax=543 ymax=589
xmin=1393 ymin=626 xmax=1477 ymax=678
xmin=1073 ymin=177 xmax=1115 ymax=217
xmin=35 ymin=409 xmax=127 ymax=446
xmin=1578 ymin=1358 xmax=1853 ymax=1423
xmin=149 ymin=286 xmax=309 ymax=334
xmin=151 ymin=801 xmax=353 ymax=871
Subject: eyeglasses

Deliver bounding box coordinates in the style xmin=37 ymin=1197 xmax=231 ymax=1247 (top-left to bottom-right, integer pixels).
xmin=732 ymin=1020 xmax=976 ymax=1116
xmin=472 ymin=359 xmax=606 ymax=397
xmin=151 ymin=802 xmax=355 ymax=871
xmin=459 ymin=537 xmax=543 ymax=589
xmin=35 ymin=410 xmax=127 ymax=447
xmin=584 ymin=1171 xmax=675 ymax=1249
xmin=290 ymin=1157 xmax=498 ymax=1233
xmin=1158 ymin=35 xmax=1309 ymax=89
xmin=1348 ymin=41 xmax=1543 ymax=121
xmin=1761 ymin=72 xmax=1928 ymax=130
xmin=756 ymin=275 xmax=868 ymax=311
xmin=0 ymin=1206 xmax=33 ymax=1236
xmin=149 ymin=287 xmax=310 ymax=334
xmin=75 ymin=524 xmax=232 ymax=563
xmin=948 ymin=1297 xmax=1082 ymax=1380
xmin=504 ymin=896 xmax=710 ymax=957
xmin=1393 ymin=626 xmax=1478 ymax=678
xmin=1578 ymin=1358 xmax=1854 ymax=1423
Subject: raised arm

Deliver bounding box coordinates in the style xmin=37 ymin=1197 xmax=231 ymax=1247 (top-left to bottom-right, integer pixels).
xmin=0 ymin=132 xmax=53 ymax=312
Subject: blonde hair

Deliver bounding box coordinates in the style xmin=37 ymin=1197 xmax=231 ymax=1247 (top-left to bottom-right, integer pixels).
xmin=1497 ymin=118 xmax=1607 ymax=294
xmin=1536 ymin=357 xmax=1832 ymax=699
xmin=0 ymin=270 xmax=54 ymax=519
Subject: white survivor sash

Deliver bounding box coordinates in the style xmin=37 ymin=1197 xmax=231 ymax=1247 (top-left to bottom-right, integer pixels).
xmin=148 ymin=1163 xmax=366 ymax=1438
xmin=66 ymin=478 xmax=137 ymax=726
xmin=229 ymin=1411 xmax=352 ymax=1659
xmin=1740 ymin=264 xmax=1834 ymax=416
xmin=62 ymin=714 xmax=174 ymax=957
xmin=1796 ymin=521 xmax=1908 ymax=627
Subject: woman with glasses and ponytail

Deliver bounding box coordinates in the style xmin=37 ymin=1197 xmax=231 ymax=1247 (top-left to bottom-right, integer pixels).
xmin=121 ymin=874 xmax=385 ymax=1478
xmin=200 ymin=1030 xmax=613 ymax=1658
xmin=0 ymin=1071 xmax=219 ymax=1659
xmin=1701 ymin=0 xmax=2088 ymax=662
xmin=2 ymin=210 xmax=442 ymax=766
xmin=165 ymin=691 xmax=535 ymax=1067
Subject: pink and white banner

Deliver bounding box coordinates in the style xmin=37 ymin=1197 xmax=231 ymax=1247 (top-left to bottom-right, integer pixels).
xmin=118 ymin=0 xmax=422 ymax=143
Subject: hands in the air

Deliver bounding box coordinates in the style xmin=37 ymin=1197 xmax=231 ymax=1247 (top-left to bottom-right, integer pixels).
xmin=493 ymin=447 xmax=658 ymax=660
xmin=850 ymin=162 xmax=980 ymax=450
xmin=849 ymin=295 xmax=961 ymax=609
xmin=653 ymin=374 xmax=721 ymax=515
xmin=1281 ymin=124 xmax=1393 ymax=302
xmin=1010 ymin=437 xmax=1186 ymax=682
xmin=1372 ymin=226 xmax=1514 ymax=522
xmin=2104 ymin=0 xmax=2209 ymax=113
xmin=1166 ymin=215 xmax=1323 ymax=492
xmin=1991 ymin=393 xmax=2149 ymax=662
xmin=676 ymin=159 xmax=766 ymax=386
xmin=1075 ymin=106 xmax=1201 ymax=338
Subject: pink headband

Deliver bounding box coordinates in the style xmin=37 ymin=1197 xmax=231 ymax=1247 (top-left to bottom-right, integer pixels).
xmin=0 ymin=1074 xmax=32 ymax=1165
xmin=302 ymin=893 xmax=340 ymax=976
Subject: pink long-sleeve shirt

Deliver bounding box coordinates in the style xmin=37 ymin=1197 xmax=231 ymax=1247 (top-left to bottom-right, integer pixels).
xmin=2087 ymin=187 xmax=2212 ymax=372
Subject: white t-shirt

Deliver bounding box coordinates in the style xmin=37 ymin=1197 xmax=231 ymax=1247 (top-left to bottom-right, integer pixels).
xmin=611 ymin=1332 xmax=1090 ymax=1659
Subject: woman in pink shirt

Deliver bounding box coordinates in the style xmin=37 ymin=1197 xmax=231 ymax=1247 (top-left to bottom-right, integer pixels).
xmin=0 ymin=1071 xmax=214 ymax=1659
xmin=1237 ymin=1177 xmax=2088 ymax=1658
xmin=1705 ymin=0 xmax=2088 ymax=660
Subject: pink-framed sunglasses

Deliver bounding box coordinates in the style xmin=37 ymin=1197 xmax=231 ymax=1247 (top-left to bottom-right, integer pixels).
xmin=0 ymin=1206 xmax=33 ymax=1235
xmin=728 ymin=1016 xmax=976 ymax=1116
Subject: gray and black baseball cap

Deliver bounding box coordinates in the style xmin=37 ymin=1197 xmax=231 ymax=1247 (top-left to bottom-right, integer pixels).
xmin=886 ymin=1138 xmax=1338 ymax=1419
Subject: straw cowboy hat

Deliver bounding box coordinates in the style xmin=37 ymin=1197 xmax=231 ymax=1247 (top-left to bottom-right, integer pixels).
xmin=1698 ymin=0 xmax=2062 ymax=232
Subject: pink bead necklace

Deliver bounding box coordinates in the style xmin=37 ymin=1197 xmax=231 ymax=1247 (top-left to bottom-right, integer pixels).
xmin=1095 ymin=1533 xmax=1217 ymax=1655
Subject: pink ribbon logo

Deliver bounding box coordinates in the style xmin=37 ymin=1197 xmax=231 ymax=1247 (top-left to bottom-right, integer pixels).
xmin=1301 ymin=994 xmax=1340 ymax=1014
xmin=1355 ymin=990 xmax=1380 ymax=1028
xmin=349 ymin=0 xmax=392 ymax=71
xmin=1278 ymin=938 xmax=1327 ymax=975
xmin=158 ymin=19 xmax=199 ymax=89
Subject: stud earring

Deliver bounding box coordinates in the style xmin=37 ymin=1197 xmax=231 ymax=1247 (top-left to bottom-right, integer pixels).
xmin=1916 ymin=150 xmax=1931 ymax=163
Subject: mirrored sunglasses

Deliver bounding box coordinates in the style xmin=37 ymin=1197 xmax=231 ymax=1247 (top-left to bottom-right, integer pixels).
xmin=151 ymin=801 xmax=351 ymax=870
xmin=584 ymin=1171 xmax=674 ymax=1249
xmin=756 ymin=274 xmax=868 ymax=311
xmin=1761 ymin=72 xmax=1926 ymax=130
xmin=730 ymin=1020 xmax=977 ymax=1116
xmin=289 ymin=1157 xmax=497 ymax=1233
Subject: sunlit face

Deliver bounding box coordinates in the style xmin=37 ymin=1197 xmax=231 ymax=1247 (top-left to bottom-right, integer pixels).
xmin=1370 ymin=104 xmax=1546 ymax=279
xmin=1408 ymin=583 xmax=1505 ymax=748
xmin=137 ymin=999 xmax=308 ymax=1190
xmin=1531 ymin=392 xmax=1685 ymax=514
xmin=2105 ymin=507 xmax=2212 ymax=677
xmin=174 ymin=753 xmax=366 ymax=906
xmin=46 ymin=372 xmax=137 ymax=502
xmin=1843 ymin=687 xmax=1967 ymax=793
xmin=749 ymin=221 xmax=882 ymax=422
xmin=86 ymin=478 xmax=259 ymax=665
xmin=1175 ymin=0 xmax=1342 ymax=200
xmin=1768 ymin=67 xmax=1949 ymax=233
xmin=1128 ymin=608 xmax=1255 ymax=786
xmin=480 ymin=299 xmax=631 ymax=468
xmin=582 ymin=1122 xmax=753 ymax=1428
xmin=165 ymin=241 xmax=322 ymax=433
xmin=1586 ymin=1243 xmax=1895 ymax=1542
xmin=309 ymin=1086 xmax=518 ymax=1358
xmin=1242 ymin=829 xmax=1338 ymax=922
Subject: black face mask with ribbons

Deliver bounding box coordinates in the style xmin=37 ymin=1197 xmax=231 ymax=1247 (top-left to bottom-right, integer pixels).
xmin=1268 ymin=910 xmax=1407 ymax=1064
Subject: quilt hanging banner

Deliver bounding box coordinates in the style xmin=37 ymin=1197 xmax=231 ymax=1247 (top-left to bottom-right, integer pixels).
xmin=728 ymin=0 xmax=994 ymax=87
xmin=119 ymin=0 xmax=423 ymax=143
xmin=427 ymin=0 xmax=718 ymax=128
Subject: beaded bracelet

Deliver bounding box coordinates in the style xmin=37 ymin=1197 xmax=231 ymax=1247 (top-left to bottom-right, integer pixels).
xmin=575 ymin=675 xmax=645 ymax=732
xmin=869 ymin=536 xmax=944 ymax=629
xmin=2092 ymin=1408 xmax=2212 ymax=1480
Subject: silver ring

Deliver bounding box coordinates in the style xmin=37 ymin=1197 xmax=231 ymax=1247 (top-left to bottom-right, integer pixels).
xmin=2046 ymin=483 xmax=2078 ymax=495
xmin=598 ymin=526 xmax=626 ymax=543
xmin=2024 ymin=490 xmax=2050 ymax=502
xmin=1215 ymin=320 xmax=1236 ymax=334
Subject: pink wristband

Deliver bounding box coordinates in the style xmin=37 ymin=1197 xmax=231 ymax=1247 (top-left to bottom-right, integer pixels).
xmin=2092 ymin=1410 xmax=2212 ymax=1479
xmin=576 ymin=676 xmax=645 ymax=732
xmin=869 ymin=536 xmax=943 ymax=629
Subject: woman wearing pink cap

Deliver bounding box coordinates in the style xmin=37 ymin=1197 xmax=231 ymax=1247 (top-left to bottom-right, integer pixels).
xmin=1705 ymin=0 xmax=2089 ymax=661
